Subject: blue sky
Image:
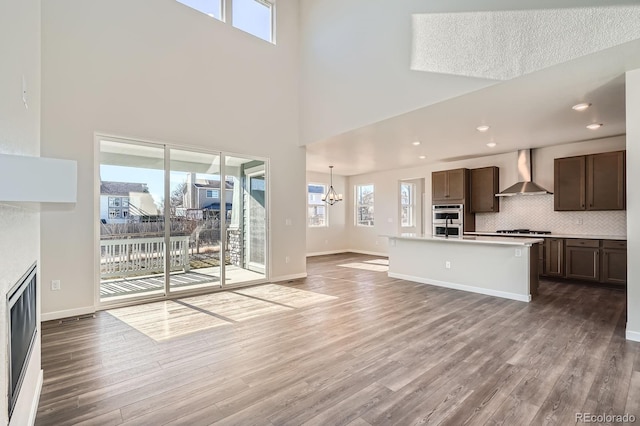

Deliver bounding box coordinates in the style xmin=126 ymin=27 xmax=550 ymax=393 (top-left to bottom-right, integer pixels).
xmin=177 ymin=0 xmax=272 ymax=42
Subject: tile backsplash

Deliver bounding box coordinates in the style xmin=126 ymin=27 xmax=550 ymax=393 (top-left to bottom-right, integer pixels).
xmin=475 ymin=195 xmax=626 ymax=236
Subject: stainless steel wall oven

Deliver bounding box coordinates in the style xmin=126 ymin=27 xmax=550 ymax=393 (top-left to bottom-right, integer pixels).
xmin=432 ymin=204 xmax=464 ymax=237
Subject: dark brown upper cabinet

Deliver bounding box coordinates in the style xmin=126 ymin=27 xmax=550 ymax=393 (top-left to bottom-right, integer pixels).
xmin=554 ymin=156 xmax=586 ymax=211
xmin=470 ymin=166 xmax=499 ymax=213
xmin=432 ymin=168 xmax=468 ymax=203
xmin=587 ymin=151 xmax=626 ymax=210
xmin=554 ymin=151 xmax=625 ymax=211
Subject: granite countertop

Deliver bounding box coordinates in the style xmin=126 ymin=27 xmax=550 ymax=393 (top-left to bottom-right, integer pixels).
xmin=465 ymin=232 xmax=627 ymax=241
xmin=384 ymin=233 xmax=543 ymax=247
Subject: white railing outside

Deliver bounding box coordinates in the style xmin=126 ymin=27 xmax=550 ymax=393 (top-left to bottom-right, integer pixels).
xmin=100 ymin=236 xmax=190 ymax=278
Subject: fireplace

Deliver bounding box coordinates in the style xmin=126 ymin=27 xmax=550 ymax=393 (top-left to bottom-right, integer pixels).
xmin=7 ymin=262 xmax=37 ymax=419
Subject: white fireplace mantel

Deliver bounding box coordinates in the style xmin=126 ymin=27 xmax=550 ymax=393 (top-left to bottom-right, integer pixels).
xmin=0 ymin=153 xmax=77 ymax=203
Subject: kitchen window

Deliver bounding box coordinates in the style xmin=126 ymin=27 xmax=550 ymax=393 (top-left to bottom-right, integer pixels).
xmin=355 ymin=184 xmax=374 ymax=227
xmin=308 ymin=184 xmax=327 ymax=227
xmin=400 ymin=182 xmax=415 ymax=227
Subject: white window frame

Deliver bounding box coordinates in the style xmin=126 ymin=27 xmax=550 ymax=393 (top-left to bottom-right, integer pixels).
xmin=230 ymin=0 xmax=275 ymax=44
xmin=355 ymin=184 xmax=374 ymax=227
xmin=307 ymin=183 xmax=328 ymax=228
xmin=176 ymin=0 xmax=275 ymax=44
xmin=400 ymin=182 xmax=416 ymax=228
xmin=176 ymin=0 xmax=224 ymax=22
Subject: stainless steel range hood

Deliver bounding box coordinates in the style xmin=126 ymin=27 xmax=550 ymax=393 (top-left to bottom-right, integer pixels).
xmin=496 ymin=149 xmax=552 ymax=197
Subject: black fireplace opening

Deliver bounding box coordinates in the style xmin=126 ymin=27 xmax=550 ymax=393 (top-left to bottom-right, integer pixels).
xmin=7 ymin=262 xmax=37 ymax=419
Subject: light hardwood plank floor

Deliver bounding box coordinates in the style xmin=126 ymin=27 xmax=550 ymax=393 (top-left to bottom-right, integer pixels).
xmin=36 ymin=253 xmax=640 ymax=425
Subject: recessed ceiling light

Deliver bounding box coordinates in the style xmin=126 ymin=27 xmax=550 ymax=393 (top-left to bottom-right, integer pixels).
xmin=572 ymin=103 xmax=591 ymax=111
xmin=586 ymin=123 xmax=603 ymax=130
xmin=419 ymin=155 xmax=426 ymax=159
xmin=412 ymin=141 xmax=421 ymax=146
xmin=476 ymin=125 xmax=490 ymax=132
xmin=486 ymin=142 xmax=497 ymax=148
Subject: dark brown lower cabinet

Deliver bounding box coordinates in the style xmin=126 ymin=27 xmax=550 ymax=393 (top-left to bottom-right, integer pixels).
xmin=544 ymin=238 xmax=564 ymax=277
xmin=565 ymin=239 xmax=600 ymax=281
xmin=601 ymin=240 xmax=627 ymax=286
xmin=540 ymin=238 xmax=626 ymax=286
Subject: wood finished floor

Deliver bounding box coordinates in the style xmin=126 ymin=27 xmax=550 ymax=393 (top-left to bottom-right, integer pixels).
xmin=36 ymin=253 xmax=640 ymax=426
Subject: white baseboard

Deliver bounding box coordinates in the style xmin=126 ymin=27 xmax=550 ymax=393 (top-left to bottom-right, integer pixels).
xmin=388 ymin=272 xmax=531 ymax=303
xmin=270 ymin=272 xmax=307 ymax=283
xmin=347 ymin=249 xmax=388 ymax=257
xmin=41 ymin=306 xmax=95 ymax=322
xmin=306 ymin=250 xmax=348 ymax=257
xmin=28 ymin=370 xmax=43 ymax=426
xmin=626 ymin=328 xmax=640 ymax=342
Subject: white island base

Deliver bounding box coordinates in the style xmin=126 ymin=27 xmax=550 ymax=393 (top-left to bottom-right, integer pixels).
xmin=386 ymin=235 xmax=543 ymax=302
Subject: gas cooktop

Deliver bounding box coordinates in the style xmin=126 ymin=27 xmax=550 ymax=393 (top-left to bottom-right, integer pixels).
xmin=496 ymin=229 xmax=552 ymax=235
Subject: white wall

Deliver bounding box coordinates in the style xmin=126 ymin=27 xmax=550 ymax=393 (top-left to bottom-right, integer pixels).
xmin=298 ymin=0 xmax=631 ymax=145
xmin=299 ymin=0 xmax=493 ymax=145
xmin=0 ymin=0 xmax=42 ymax=424
xmin=626 ymin=69 xmax=640 ymax=342
xmin=40 ymin=0 xmax=305 ymax=319
xmin=347 ymin=136 xmax=626 ymax=255
xmin=306 ymin=171 xmax=348 ymax=255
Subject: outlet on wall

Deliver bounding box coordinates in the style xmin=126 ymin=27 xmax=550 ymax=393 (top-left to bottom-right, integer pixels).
xmin=51 ymin=280 xmax=61 ymax=291
xmin=445 ymin=261 xmax=451 ymax=269
xmin=285 ymin=256 xmax=290 ymax=264
xmin=515 ymin=248 xmax=522 ymax=257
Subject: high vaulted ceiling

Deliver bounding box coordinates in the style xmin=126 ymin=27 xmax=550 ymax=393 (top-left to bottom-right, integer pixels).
xmin=305 ymin=11 xmax=640 ymax=176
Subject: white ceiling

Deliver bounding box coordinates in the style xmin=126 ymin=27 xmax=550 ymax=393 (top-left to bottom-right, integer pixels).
xmin=306 ymin=39 xmax=640 ymax=176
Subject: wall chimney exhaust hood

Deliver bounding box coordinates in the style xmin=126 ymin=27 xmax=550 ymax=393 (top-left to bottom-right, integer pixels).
xmin=496 ymin=149 xmax=552 ymax=197
xmin=0 ymin=154 xmax=77 ymax=203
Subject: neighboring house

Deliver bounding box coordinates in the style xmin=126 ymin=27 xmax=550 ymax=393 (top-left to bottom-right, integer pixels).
xmin=177 ymin=174 xmax=234 ymax=220
xmin=99 ymin=181 xmax=160 ymax=224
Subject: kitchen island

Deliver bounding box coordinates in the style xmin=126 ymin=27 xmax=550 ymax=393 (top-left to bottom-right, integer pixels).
xmin=385 ymin=234 xmax=543 ymax=302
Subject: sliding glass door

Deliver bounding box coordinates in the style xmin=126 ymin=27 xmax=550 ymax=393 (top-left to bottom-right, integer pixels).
xmin=168 ymin=148 xmax=222 ymax=293
xmin=223 ymin=156 xmax=267 ymax=286
xmin=98 ymin=138 xmax=268 ymax=304
xmin=99 ymin=140 xmax=167 ymax=302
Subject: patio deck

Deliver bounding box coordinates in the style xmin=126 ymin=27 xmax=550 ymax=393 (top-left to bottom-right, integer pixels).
xmin=100 ymin=266 xmax=265 ymax=301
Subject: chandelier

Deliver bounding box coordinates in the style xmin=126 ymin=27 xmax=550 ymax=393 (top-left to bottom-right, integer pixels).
xmin=322 ymin=166 xmax=343 ymax=205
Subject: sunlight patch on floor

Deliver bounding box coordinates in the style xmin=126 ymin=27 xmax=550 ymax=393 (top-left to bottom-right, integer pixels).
xmin=107 ymin=284 xmax=337 ymax=341
xmin=363 ymin=259 xmax=389 ymax=266
xmin=108 ymin=300 xmax=229 ymax=342
xmin=338 ymin=261 xmax=389 ymax=272
xmin=234 ymin=284 xmax=337 ymax=308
